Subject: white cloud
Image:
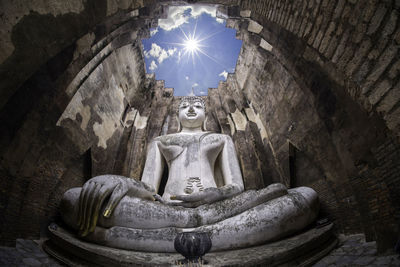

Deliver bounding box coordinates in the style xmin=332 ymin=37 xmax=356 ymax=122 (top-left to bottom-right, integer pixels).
xmin=190 ymin=5 xmax=217 ymax=18
xmin=159 ymin=50 xmax=169 ymax=63
xmin=185 ymin=76 xmax=189 ymax=80
xmin=149 ymin=60 xmax=157 ymax=71
xmin=192 ymin=83 xmax=199 ymax=87
xmin=158 ymin=6 xmax=189 ymax=31
xmin=158 ymin=5 xmax=223 ymax=31
xmin=145 ymin=43 xmax=176 ymax=64
xmin=219 ymin=70 xmax=228 ymax=79
xmin=168 ymin=48 xmax=177 ymax=56
xmin=150 ymin=28 xmax=158 ymax=36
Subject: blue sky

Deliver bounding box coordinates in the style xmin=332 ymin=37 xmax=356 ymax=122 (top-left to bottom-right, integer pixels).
xmin=142 ymin=5 xmax=242 ymax=96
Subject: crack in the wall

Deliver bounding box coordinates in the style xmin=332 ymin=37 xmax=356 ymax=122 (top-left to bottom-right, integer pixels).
xmin=227 ymin=114 xmax=236 ymax=136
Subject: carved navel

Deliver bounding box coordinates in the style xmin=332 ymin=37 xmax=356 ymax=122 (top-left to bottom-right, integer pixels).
xmin=184 ymin=177 xmax=204 ymax=194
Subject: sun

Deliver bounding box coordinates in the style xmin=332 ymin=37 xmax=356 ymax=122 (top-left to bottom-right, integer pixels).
xmin=184 ymin=37 xmax=199 ymax=52
xmin=184 ymin=38 xmax=199 ymax=52
xmin=163 ymin=19 xmax=225 ymax=66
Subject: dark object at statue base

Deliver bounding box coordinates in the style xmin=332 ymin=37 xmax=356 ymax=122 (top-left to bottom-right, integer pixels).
xmin=43 ymin=223 xmax=337 ymax=266
xmin=316 ymin=218 xmax=331 ymax=228
xmin=174 ymin=232 xmax=212 ymax=264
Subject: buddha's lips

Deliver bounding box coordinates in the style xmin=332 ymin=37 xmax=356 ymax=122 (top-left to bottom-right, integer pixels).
xmin=186 ymin=112 xmax=197 ymax=117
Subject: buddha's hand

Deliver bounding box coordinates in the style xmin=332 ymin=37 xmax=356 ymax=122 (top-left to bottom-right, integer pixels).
xmin=77 ymin=175 xmax=155 ymax=237
xmin=170 ymin=184 xmax=242 ymax=208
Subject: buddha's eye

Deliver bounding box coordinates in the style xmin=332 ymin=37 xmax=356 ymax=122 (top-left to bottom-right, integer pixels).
xmin=194 ymin=102 xmax=203 ymax=108
xmin=180 ymin=102 xmax=189 ymax=109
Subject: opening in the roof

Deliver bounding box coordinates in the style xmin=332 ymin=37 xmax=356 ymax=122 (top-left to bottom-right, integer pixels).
xmin=141 ymin=4 xmax=242 ymax=96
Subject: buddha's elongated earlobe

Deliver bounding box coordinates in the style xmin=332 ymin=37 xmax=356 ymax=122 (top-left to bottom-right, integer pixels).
xmin=202 ymin=116 xmax=207 ymax=131
xmin=176 ymin=115 xmax=182 ymax=132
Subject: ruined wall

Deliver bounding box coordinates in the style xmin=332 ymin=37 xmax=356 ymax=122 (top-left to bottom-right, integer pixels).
xmin=57 ymin=43 xmax=147 ymax=176
xmin=0 ymin=1 xmax=157 ymax=245
xmin=0 ymin=0 xmax=150 ymax=112
xmin=239 ymin=0 xmax=400 ymax=142
xmin=226 ymin=0 xmax=400 ymax=251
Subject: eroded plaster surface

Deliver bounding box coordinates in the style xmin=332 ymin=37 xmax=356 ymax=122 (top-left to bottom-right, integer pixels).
xmin=66 ymin=42 xmax=113 ymax=97
xmin=133 ymin=112 xmax=148 ymax=130
xmin=240 ymin=10 xmax=251 ymax=18
xmin=73 ymin=32 xmax=96 ymax=61
xmin=248 ymin=20 xmax=263 ymax=34
xmin=227 ymin=113 xmax=235 ymax=135
xmin=0 ymin=0 xmax=85 ymax=64
xmin=260 ymin=38 xmax=273 ymax=51
xmin=57 ymin=65 xmax=126 ymax=149
xmin=92 ymin=75 xmax=125 ymax=149
xmin=245 ymin=106 xmax=268 ymax=141
xmin=106 ymin=0 xmax=143 ymax=16
xmin=230 ymin=108 xmax=247 ymax=131
xmin=56 ymin=63 xmax=100 ymax=126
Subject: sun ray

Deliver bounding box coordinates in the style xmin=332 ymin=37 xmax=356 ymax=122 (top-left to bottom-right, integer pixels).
xmin=193 ymin=17 xmax=198 ymax=39
xmin=178 ymin=25 xmax=190 ymax=41
xmin=196 ymin=47 xmax=228 ymax=69
xmin=196 ymin=28 xmax=226 ymax=43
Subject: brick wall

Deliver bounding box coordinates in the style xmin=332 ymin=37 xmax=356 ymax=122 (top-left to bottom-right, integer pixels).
xmin=240 ymin=0 xmax=400 ymax=141
xmin=0 ymin=6 xmax=154 ymax=245
xmin=234 ymin=0 xmax=400 ymax=251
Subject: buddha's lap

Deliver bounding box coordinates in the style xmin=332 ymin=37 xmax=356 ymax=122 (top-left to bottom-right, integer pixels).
xmin=80 ymin=187 xmax=319 ymax=252
xmin=61 ymin=183 xmax=291 ymax=230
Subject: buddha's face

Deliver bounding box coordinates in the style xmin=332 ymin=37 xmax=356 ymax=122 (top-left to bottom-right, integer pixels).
xmin=178 ymin=98 xmax=205 ymax=129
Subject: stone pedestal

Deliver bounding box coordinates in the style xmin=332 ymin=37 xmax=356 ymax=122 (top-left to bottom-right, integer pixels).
xmin=43 ymin=223 xmax=337 ymax=266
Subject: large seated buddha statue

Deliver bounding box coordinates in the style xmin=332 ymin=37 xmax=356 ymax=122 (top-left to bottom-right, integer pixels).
xmin=60 ymin=96 xmax=319 ymax=252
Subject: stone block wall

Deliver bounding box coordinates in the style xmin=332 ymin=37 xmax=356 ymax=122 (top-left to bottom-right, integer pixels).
xmin=240 ymin=0 xmax=400 ymax=142
xmin=228 ymin=0 xmax=400 ymax=251
xmin=0 ymin=1 xmax=156 ymax=245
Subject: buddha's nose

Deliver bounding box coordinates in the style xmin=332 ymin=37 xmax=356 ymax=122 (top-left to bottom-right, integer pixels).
xmin=188 ymin=105 xmax=194 ymax=112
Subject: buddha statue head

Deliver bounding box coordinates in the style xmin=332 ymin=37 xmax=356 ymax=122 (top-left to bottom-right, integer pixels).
xmin=177 ymin=96 xmax=206 ymax=131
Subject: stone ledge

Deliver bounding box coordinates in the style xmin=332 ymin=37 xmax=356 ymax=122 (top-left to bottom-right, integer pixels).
xmin=43 ymin=223 xmax=336 ymax=266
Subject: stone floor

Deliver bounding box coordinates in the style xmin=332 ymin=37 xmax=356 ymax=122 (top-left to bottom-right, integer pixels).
xmin=0 ymin=234 xmax=399 ymax=266
xmin=0 ymin=239 xmax=62 ymax=266
xmin=312 ymin=234 xmax=400 ymax=266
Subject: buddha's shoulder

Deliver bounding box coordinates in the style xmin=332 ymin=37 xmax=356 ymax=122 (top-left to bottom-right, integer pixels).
xmin=201 ymin=132 xmax=231 ymax=140
xmin=152 ymin=132 xmax=232 ymax=144
xmin=153 ymin=133 xmax=183 ymax=141
xmin=151 ymin=133 xmax=186 ymax=145
xmin=201 ymin=132 xmax=233 ymax=145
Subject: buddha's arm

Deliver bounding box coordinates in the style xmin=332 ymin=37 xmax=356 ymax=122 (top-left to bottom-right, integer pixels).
xmin=170 ymin=135 xmax=244 ymax=208
xmin=76 ymin=175 xmax=155 ymax=236
xmin=76 ymin=141 xmax=164 ymax=236
xmin=219 ymin=135 xmax=245 ymax=193
xmin=140 ymin=140 xmax=165 ymax=193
